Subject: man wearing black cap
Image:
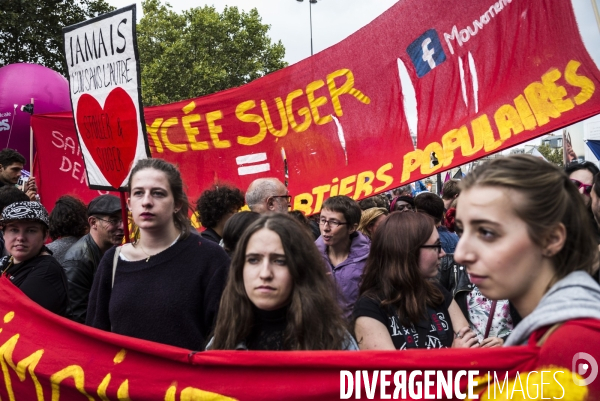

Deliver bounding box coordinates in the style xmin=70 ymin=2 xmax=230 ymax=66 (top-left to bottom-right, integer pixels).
xmin=62 ymin=195 xmax=124 ymax=323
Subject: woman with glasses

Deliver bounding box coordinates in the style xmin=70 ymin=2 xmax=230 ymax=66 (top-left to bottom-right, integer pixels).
xmin=354 ymin=212 xmax=477 ymax=350
xmin=87 ymin=159 xmax=230 ymax=351
xmin=316 ymin=196 xmax=370 ymax=320
xmin=454 ymin=155 xmax=600 ymax=396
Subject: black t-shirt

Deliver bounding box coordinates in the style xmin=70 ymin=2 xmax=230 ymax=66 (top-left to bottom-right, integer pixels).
xmin=354 ymin=283 xmax=454 ymax=349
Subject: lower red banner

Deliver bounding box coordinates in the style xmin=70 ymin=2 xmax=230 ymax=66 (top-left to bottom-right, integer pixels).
xmin=0 ymin=276 xmax=597 ymax=400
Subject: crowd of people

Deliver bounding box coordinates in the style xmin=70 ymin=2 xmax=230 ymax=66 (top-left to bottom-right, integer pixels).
xmin=1 ymin=148 xmax=599 ymax=372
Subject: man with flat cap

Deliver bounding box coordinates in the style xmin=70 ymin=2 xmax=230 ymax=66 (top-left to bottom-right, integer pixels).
xmin=62 ymin=195 xmax=124 ymax=323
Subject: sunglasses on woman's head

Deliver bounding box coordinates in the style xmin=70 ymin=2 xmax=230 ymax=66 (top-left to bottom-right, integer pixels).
xmin=570 ymin=178 xmax=593 ymax=195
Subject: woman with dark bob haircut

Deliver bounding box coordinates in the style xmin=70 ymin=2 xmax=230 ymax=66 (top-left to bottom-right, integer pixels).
xmin=47 ymin=195 xmax=89 ymax=264
xmin=354 ymin=212 xmax=476 ymax=350
xmin=209 ymin=213 xmax=357 ymax=350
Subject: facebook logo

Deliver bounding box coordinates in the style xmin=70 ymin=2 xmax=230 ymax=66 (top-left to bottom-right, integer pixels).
xmin=407 ymin=29 xmax=446 ymax=78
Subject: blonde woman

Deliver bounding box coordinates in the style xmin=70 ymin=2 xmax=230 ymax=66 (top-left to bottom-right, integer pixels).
xmin=357 ymin=207 xmax=388 ymax=241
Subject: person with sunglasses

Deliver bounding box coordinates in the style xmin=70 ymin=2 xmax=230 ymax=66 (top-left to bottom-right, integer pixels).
xmin=565 ymin=161 xmax=600 ymax=243
xmin=316 ymin=195 xmax=370 ymax=320
xmin=245 ymin=178 xmax=291 ymax=214
xmin=354 ymin=212 xmax=477 ymax=350
xmin=565 ymin=161 xmax=599 ymax=206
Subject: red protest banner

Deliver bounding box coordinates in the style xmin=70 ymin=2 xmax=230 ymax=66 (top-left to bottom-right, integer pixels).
xmin=34 ymin=0 xmax=600 ymax=213
xmin=32 ymin=112 xmax=110 ymax=209
xmin=1 ymin=276 xmax=598 ymax=400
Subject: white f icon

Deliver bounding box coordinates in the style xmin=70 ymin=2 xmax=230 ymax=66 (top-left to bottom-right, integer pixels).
xmin=421 ymin=38 xmax=436 ymax=69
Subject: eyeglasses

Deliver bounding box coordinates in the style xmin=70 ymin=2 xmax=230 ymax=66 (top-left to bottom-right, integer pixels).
xmin=271 ymin=195 xmax=292 ymax=203
xmin=420 ymin=243 xmax=443 ymax=253
xmin=570 ymin=179 xmax=593 ymax=195
xmin=319 ymin=218 xmax=348 ymax=228
xmin=95 ymin=217 xmax=123 ymax=225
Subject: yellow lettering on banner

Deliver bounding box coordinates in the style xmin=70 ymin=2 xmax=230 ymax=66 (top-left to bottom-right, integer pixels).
xmin=524 ymin=82 xmax=561 ymax=126
xmin=160 ymin=117 xmax=187 ymax=152
xmin=339 ymin=175 xmax=357 ymax=196
xmin=4 ymin=311 xmax=14 ymax=323
xmin=180 ymin=387 xmax=237 ymax=401
xmin=330 ymin=177 xmax=340 ymax=197
xmin=114 ymin=349 xmax=127 ymax=364
xmin=420 ymin=142 xmax=444 ymax=175
xmin=164 ymin=385 xmax=177 ymax=401
xmin=542 ymin=69 xmax=575 ymax=113
xmin=401 ymin=149 xmax=424 ymax=183
xmin=285 ymin=89 xmax=312 ymax=133
xmin=98 ymin=373 xmax=112 ymax=401
xmin=206 ymin=110 xmax=231 ymax=149
xmin=564 ymin=60 xmax=595 ymax=105
xmin=514 ymin=95 xmax=537 ymax=130
xmin=494 ymin=104 xmax=524 ymax=140
xmin=472 ymin=115 xmax=501 ymax=152
xmin=182 ymin=101 xmax=210 ymax=151
xmin=306 ymin=80 xmax=332 ymax=125
xmin=117 ymin=379 xmax=132 ymax=400
xmin=353 ymin=170 xmax=375 ymax=199
xmin=0 ymin=334 xmax=44 ymax=401
xmin=312 ymin=184 xmax=331 ymax=214
xmin=146 ymin=118 xmax=165 ymax=153
xmin=293 ymin=193 xmax=314 ymax=215
xmin=374 ymin=163 xmax=394 ymax=192
xmin=50 ymin=365 xmax=94 ymax=401
xmin=261 ymin=98 xmax=288 ymax=137
xmin=236 ymin=100 xmax=267 ymax=146
xmin=327 ymin=69 xmax=371 ymax=117
xmin=441 ymin=127 xmax=473 ymax=166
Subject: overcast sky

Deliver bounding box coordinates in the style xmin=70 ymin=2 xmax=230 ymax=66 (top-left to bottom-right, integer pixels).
xmin=105 ymin=0 xmax=600 ymax=67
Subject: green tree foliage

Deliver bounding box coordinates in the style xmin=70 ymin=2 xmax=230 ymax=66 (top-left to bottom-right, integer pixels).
xmin=537 ymin=144 xmax=564 ymax=167
xmin=137 ymin=0 xmax=287 ymax=106
xmin=0 ymin=0 xmax=115 ymax=75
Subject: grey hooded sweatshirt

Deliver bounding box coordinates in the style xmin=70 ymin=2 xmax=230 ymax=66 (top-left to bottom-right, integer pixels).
xmin=505 ymin=271 xmax=600 ymax=346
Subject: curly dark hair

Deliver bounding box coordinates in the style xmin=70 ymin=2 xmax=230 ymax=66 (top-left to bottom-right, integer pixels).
xmin=49 ymin=195 xmax=89 ymax=240
xmin=196 ymin=184 xmax=245 ymax=229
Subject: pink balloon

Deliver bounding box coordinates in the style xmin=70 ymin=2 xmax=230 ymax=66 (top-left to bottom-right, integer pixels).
xmin=0 ymin=63 xmax=72 ymax=170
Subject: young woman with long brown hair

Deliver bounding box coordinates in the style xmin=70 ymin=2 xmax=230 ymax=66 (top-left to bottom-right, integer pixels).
xmin=87 ymin=159 xmax=230 ymax=350
xmin=354 ymin=212 xmax=477 ymax=350
xmin=209 ymin=213 xmax=356 ymax=350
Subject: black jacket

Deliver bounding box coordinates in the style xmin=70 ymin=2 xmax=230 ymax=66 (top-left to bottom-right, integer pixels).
xmin=200 ymin=227 xmax=221 ymax=244
xmin=62 ymin=233 xmax=103 ymax=323
xmin=1 ymin=254 xmax=68 ymax=316
xmin=438 ymin=254 xmax=521 ymax=334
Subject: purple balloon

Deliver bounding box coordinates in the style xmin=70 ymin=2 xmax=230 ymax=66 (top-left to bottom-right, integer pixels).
xmin=0 ymin=63 xmax=72 ymax=170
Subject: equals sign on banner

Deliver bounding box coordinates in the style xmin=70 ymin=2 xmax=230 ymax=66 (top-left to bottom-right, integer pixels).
xmin=236 ymin=153 xmax=271 ymax=176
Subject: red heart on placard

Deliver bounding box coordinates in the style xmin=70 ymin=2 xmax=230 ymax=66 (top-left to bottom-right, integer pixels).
xmin=75 ymin=87 xmax=138 ymax=189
